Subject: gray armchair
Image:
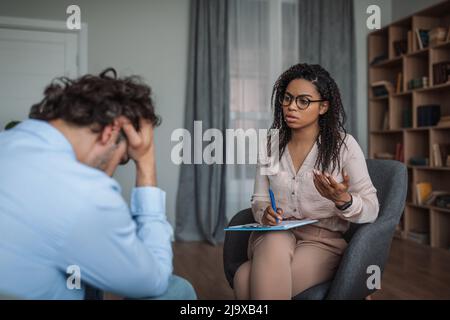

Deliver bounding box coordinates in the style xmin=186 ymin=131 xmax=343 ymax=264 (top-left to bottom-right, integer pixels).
xmin=223 ymin=159 xmax=407 ymax=299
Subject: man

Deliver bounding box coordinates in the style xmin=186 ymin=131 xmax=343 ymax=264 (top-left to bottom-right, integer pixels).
xmin=0 ymin=69 xmax=196 ymax=300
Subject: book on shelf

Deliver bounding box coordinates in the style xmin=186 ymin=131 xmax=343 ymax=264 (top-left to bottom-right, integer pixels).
xmin=417 ymin=105 xmax=441 ymax=127
xmin=415 ymin=28 xmax=430 ymax=50
xmin=382 ymin=109 xmax=389 ymax=130
xmin=407 ymin=30 xmax=413 ymax=53
xmin=447 ymin=26 xmax=450 ymax=42
xmin=395 ymin=143 xmax=404 ymax=162
xmin=407 ymin=77 xmax=428 ymax=90
xmin=416 ymin=182 xmax=432 ymax=205
xmin=437 ymin=115 xmax=450 ymax=127
xmin=432 ymin=144 xmax=442 ymax=167
xmin=393 ymin=40 xmax=407 ymax=56
xmin=395 ymin=72 xmax=403 ymax=93
xmin=432 ymin=143 xmax=450 ymax=167
xmin=432 ymin=61 xmax=450 ymax=86
xmin=425 ymin=190 xmax=450 ymax=206
xmin=371 ymin=80 xmax=394 ymax=97
xmin=402 ymin=107 xmax=412 ymax=128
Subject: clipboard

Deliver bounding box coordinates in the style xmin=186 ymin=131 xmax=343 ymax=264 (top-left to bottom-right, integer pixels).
xmin=224 ymin=219 xmax=318 ymax=231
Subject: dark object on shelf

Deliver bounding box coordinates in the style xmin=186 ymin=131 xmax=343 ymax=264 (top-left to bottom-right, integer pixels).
xmin=402 ymin=107 xmax=412 ymax=128
xmin=409 ymin=157 xmax=429 ymax=166
xmin=432 ymin=61 xmax=450 ymax=85
xmin=372 ymin=86 xmax=388 ymax=97
xmin=393 ymin=40 xmax=408 ymax=56
xmin=415 ymin=28 xmax=430 ymax=49
xmin=429 ymin=27 xmax=447 ymax=47
xmin=417 ymin=104 xmax=441 ymax=127
xmin=370 ymin=53 xmax=388 ymax=66
xmin=407 ymin=230 xmax=429 ymax=245
xmin=408 ymin=77 xmax=428 ymax=90
xmin=435 ymin=195 xmax=450 ymax=209
xmin=372 ymin=80 xmax=394 ymax=97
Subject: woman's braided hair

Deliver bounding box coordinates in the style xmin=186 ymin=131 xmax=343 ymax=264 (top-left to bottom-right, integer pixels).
xmin=270 ymin=63 xmax=348 ymax=173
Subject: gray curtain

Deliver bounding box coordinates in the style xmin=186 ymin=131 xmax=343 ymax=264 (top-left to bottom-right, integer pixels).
xmin=298 ymin=0 xmax=357 ymax=137
xmin=175 ymin=0 xmax=229 ymax=245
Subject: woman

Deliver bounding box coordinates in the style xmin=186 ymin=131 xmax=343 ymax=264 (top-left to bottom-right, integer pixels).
xmin=233 ymin=63 xmax=379 ymax=300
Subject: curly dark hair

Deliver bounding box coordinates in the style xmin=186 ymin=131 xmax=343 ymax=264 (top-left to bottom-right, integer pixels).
xmin=29 ymin=68 xmax=160 ymax=132
xmin=270 ymin=63 xmax=347 ymax=173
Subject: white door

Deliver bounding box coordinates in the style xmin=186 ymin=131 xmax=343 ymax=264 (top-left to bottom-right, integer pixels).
xmin=0 ymin=27 xmax=79 ymax=129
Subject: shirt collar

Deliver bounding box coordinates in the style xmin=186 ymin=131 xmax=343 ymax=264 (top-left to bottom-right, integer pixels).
xmin=15 ymin=119 xmax=76 ymax=159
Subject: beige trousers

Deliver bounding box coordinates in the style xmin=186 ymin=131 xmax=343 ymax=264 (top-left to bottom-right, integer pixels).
xmin=233 ymin=225 xmax=348 ymax=300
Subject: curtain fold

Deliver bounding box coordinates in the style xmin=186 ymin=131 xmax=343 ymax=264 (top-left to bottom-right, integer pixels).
xmin=175 ymin=0 xmax=229 ymax=245
xmin=298 ymin=0 xmax=357 ymax=137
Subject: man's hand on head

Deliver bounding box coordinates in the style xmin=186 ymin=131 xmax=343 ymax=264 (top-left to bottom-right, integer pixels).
xmin=119 ymin=117 xmax=157 ymax=187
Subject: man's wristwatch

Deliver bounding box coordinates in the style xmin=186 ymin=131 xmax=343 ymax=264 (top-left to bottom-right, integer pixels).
xmin=335 ymin=194 xmax=353 ymax=211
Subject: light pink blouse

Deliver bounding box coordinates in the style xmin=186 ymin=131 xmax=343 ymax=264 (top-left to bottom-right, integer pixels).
xmin=251 ymin=133 xmax=379 ymax=233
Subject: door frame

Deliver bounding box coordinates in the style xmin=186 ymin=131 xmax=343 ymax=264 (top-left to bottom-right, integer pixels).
xmin=0 ymin=16 xmax=88 ymax=74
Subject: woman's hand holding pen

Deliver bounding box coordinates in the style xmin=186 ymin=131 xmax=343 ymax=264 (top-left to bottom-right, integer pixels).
xmin=312 ymin=168 xmax=352 ymax=207
xmin=262 ymin=206 xmax=284 ymax=226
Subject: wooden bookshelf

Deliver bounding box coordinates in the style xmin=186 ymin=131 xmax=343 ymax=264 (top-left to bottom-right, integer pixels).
xmin=368 ymin=0 xmax=450 ymax=249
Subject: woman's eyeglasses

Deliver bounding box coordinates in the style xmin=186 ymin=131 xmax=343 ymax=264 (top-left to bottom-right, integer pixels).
xmin=279 ymin=92 xmax=326 ymax=110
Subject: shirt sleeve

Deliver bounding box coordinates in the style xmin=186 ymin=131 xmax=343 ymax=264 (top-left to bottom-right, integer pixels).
xmin=251 ymin=164 xmax=271 ymax=224
xmin=333 ymin=136 xmax=380 ymax=224
xmin=59 ymin=185 xmax=173 ymax=299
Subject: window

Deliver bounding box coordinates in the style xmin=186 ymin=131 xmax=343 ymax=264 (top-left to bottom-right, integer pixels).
xmin=227 ymin=0 xmax=299 ymax=218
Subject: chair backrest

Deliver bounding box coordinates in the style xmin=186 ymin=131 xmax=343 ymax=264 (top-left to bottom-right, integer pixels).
xmin=326 ymin=159 xmax=407 ymax=299
xmin=344 ymin=159 xmax=407 ymax=242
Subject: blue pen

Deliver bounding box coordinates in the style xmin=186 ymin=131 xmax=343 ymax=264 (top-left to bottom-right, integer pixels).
xmin=268 ymin=188 xmax=279 ymax=224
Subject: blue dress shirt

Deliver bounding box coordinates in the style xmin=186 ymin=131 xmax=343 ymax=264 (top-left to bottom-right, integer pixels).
xmin=0 ymin=119 xmax=173 ymax=299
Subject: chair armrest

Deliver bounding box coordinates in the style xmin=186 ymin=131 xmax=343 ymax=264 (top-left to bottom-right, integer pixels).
xmin=223 ymin=208 xmax=255 ymax=288
xmin=326 ymin=219 xmax=395 ymax=299
xmin=328 ymin=192 xmax=407 ymax=298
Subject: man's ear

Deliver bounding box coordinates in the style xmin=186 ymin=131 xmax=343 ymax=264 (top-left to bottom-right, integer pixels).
xmin=319 ymin=101 xmax=329 ymax=115
xmin=99 ymin=121 xmax=120 ymax=145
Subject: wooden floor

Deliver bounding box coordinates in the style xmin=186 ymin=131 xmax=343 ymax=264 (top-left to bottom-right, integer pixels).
xmin=173 ymin=238 xmax=450 ymax=300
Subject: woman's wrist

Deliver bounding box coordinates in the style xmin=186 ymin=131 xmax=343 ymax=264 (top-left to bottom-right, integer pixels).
xmin=334 ymin=192 xmax=352 ymax=207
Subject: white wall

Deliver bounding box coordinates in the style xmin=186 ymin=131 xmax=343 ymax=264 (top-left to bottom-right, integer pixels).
xmin=0 ymin=0 xmax=190 ymax=226
xmin=353 ymin=0 xmax=392 ymax=155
